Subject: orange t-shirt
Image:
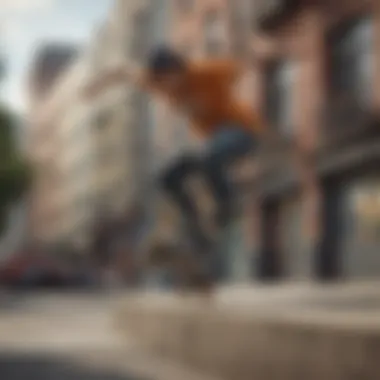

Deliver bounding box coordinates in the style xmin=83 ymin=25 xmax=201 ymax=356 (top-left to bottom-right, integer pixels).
xmin=141 ymin=60 xmax=263 ymax=138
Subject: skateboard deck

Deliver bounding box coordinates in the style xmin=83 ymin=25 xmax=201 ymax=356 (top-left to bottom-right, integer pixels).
xmin=176 ymin=216 xmax=243 ymax=291
xmin=159 ymin=210 xmax=246 ymax=292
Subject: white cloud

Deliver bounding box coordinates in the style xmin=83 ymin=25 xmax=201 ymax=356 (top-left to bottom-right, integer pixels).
xmin=6 ymin=88 xmax=27 ymax=113
xmin=2 ymin=19 xmax=25 ymax=44
xmin=1 ymin=75 xmax=27 ymax=113
xmin=0 ymin=0 xmax=56 ymax=12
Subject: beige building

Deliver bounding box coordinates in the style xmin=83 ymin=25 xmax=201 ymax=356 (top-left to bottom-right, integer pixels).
xmin=30 ymin=53 xmax=95 ymax=248
xmin=87 ymin=0 xmax=149 ymax=226
xmin=55 ymin=57 xmax=96 ymax=250
xmin=27 ymin=0 xmax=177 ymax=252
xmin=85 ymin=0 xmax=178 ymax=246
xmin=27 ymin=44 xmax=79 ymax=246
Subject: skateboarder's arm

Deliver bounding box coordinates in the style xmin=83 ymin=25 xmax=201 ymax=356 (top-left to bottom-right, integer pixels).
xmin=82 ymin=64 xmax=153 ymax=98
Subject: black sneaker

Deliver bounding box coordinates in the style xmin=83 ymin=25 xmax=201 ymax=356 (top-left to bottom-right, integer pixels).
xmin=192 ymin=229 xmax=214 ymax=254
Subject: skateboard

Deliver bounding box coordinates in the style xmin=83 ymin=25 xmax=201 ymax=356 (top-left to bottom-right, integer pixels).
xmin=174 ymin=215 xmax=242 ymax=292
xmin=173 ymin=249 xmax=214 ymax=293
xmin=171 ymin=220 xmax=216 ymax=293
xmin=142 ymin=238 xmax=214 ymax=293
xmin=143 ymin=213 xmax=243 ymax=293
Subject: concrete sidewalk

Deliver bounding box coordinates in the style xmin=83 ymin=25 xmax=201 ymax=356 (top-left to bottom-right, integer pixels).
xmin=122 ymin=280 xmax=380 ymax=327
xmin=0 ymin=291 xmax=223 ymax=380
xmin=117 ymin=281 xmax=380 ymax=380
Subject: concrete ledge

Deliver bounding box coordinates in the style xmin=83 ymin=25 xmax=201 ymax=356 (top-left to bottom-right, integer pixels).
xmin=116 ymin=283 xmax=380 ymax=380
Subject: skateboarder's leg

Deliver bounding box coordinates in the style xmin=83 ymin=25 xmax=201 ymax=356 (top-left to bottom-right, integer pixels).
xmin=161 ymin=155 xmax=199 ymax=220
xmin=202 ymin=127 xmax=256 ymax=227
xmin=160 ymin=154 xmax=211 ymax=249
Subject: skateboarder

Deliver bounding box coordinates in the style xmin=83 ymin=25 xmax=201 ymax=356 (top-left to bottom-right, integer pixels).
xmin=84 ymin=46 xmax=282 ymax=251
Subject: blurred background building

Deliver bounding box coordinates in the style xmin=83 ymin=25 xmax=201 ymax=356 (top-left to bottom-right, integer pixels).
xmin=248 ymin=0 xmax=380 ymax=282
xmin=27 ymin=43 xmax=80 ymax=246
xmin=52 ymin=57 xmax=95 ymax=251
xmin=21 ymin=0 xmax=380 ymax=285
xmin=28 ymin=44 xmax=79 ymax=106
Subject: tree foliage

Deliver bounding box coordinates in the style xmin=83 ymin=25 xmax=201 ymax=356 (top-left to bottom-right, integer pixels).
xmin=0 ymin=106 xmax=31 ymax=233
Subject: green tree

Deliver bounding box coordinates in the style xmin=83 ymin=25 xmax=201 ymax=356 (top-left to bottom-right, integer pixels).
xmin=0 ymin=106 xmax=31 ymax=233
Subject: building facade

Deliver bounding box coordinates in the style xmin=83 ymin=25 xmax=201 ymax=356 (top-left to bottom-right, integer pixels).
xmin=26 ymin=0 xmax=380 ymax=282
xmin=55 ymin=58 xmax=96 ymax=251
xmin=84 ymin=0 xmax=156 ymax=258
xmin=28 ymin=44 xmax=79 ymax=107
xmin=29 ymin=53 xmax=95 ymax=249
xmin=97 ymin=0 xmax=177 ymax=247
xmin=251 ymin=0 xmax=380 ymax=281
xmin=27 ymin=43 xmax=80 ymax=246
xmin=167 ymin=0 xmax=380 ymax=282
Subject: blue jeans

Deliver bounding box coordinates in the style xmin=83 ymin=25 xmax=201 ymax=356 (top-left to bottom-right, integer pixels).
xmin=161 ymin=127 xmax=256 ymax=247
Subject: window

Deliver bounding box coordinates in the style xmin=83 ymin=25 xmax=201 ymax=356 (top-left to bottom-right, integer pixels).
xmin=264 ymin=60 xmax=296 ymax=135
xmin=203 ymin=10 xmax=224 ymax=56
xmin=328 ymin=16 xmax=373 ymax=105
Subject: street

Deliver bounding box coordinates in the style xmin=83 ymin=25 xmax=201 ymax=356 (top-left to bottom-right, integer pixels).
xmin=119 ymin=282 xmax=380 ymax=380
xmin=1 ymin=286 xmax=380 ymax=380
xmin=0 ymin=291 xmax=141 ymax=380
xmin=0 ymin=291 xmax=218 ymax=380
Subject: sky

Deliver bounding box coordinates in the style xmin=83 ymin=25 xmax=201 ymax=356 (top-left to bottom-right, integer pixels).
xmin=0 ymin=0 xmax=113 ymax=113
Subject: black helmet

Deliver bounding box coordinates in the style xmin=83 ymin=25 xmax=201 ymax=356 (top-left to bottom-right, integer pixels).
xmin=147 ymin=45 xmax=186 ymax=75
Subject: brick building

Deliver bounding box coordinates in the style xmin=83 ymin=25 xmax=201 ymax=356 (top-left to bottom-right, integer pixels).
xmin=168 ymin=0 xmax=380 ymax=282
xmin=251 ymin=0 xmax=380 ymax=281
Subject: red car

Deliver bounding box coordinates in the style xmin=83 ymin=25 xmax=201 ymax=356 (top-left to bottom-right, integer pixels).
xmin=0 ymin=251 xmax=68 ymax=288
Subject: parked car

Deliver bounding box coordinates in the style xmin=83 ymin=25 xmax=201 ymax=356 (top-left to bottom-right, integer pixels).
xmin=0 ymin=251 xmax=94 ymax=289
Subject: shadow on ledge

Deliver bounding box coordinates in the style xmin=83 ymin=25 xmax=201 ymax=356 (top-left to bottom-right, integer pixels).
xmin=0 ymin=352 xmax=147 ymax=380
